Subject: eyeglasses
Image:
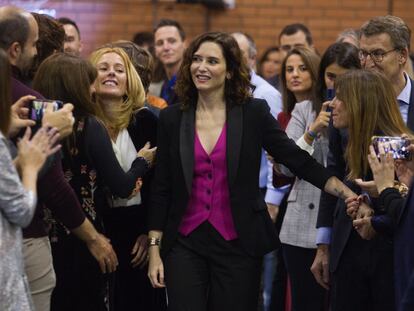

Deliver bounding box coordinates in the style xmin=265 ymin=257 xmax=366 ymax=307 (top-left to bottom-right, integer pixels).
xmin=358 ymin=48 xmax=399 ymax=63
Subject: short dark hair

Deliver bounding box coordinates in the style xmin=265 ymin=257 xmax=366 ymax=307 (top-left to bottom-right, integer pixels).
xmin=279 ymin=23 xmax=313 ymax=46
xmin=0 ymin=49 xmax=11 ymax=135
xmin=57 ymin=17 xmax=81 ymax=38
xmin=316 ymin=42 xmax=361 ymax=104
xmin=360 ymin=15 xmax=411 ymax=50
xmin=175 ymin=31 xmax=252 ymax=110
xmin=133 ymin=31 xmax=154 ymax=47
xmin=0 ymin=12 xmax=30 ymax=50
xmin=154 ymin=19 xmax=185 ymax=41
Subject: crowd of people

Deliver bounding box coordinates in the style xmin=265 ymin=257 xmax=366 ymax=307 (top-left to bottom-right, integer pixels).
xmin=1 ymin=4 xmax=414 ymax=311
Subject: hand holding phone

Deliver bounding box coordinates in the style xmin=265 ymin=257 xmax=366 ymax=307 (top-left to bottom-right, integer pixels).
xmin=29 ymin=99 xmax=63 ymax=123
xmin=371 ymin=136 xmax=411 ymax=160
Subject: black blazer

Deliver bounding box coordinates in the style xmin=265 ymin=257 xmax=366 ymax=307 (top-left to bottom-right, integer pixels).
xmin=127 ymin=108 xmax=158 ymax=206
xmin=148 ymin=98 xmax=333 ymax=258
xmin=316 ymin=77 xmax=414 ymax=272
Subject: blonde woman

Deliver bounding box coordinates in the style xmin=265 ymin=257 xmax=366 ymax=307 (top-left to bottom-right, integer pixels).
xmin=90 ymin=47 xmax=161 ymax=310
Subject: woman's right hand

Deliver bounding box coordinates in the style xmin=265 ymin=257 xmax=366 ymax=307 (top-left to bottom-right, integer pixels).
xmin=17 ymin=126 xmax=61 ymax=172
xmin=309 ymin=101 xmax=331 ymax=134
xmin=8 ymin=95 xmax=36 ymax=138
xmin=137 ymin=142 xmax=157 ymax=167
xmin=367 ymin=143 xmax=395 ymax=194
xmin=148 ymin=246 xmax=165 ymax=288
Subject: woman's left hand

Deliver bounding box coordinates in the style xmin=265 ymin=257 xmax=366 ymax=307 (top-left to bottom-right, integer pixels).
xmin=131 ymin=234 xmax=149 ymax=268
xmin=367 ymin=144 xmax=395 ymax=195
xmin=395 ymin=161 xmax=414 ymax=187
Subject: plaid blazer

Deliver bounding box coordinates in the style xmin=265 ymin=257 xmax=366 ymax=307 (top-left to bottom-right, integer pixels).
xmin=279 ymin=100 xmax=329 ymax=249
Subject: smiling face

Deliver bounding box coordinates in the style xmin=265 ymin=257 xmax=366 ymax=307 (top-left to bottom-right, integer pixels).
xmin=95 ymin=52 xmax=127 ymax=99
xmin=285 ymin=53 xmax=312 ymax=100
xmin=190 ymin=41 xmax=228 ymax=96
xmin=63 ymin=24 xmax=82 ymax=56
xmin=154 ymin=25 xmax=186 ymax=69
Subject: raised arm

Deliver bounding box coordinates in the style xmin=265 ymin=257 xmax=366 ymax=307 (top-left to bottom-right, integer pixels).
xmin=86 ymin=117 xmax=150 ymax=198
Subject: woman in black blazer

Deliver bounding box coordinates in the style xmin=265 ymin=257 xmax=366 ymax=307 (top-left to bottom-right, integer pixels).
xmin=147 ymin=32 xmax=358 ymax=311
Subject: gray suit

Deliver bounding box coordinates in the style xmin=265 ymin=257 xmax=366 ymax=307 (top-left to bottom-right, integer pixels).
xmin=279 ymin=100 xmax=329 ymax=249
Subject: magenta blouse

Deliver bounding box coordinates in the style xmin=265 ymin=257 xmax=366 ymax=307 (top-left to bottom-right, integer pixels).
xmin=178 ymin=125 xmax=238 ymax=240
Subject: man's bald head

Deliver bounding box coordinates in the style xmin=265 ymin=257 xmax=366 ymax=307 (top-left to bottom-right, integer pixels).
xmin=231 ymin=32 xmax=257 ymax=70
xmin=0 ymin=6 xmax=38 ymax=73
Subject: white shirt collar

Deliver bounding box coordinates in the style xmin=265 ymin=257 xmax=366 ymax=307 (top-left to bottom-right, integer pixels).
xmin=397 ymin=72 xmax=411 ymax=105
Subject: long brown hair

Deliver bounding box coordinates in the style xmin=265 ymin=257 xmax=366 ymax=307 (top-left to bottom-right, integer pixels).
xmin=175 ymin=31 xmax=252 ymax=110
xmin=0 ymin=49 xmax=11 ymax=136
xmin=335 ymin=69 xmax=411 ymax=179
xmin=33 ymin=53 xmax=102 ymax=120
xmin=33 ymin=53 xmax=105 ymax=158
xmin=280 ymin=47 xmax=320 ymax=114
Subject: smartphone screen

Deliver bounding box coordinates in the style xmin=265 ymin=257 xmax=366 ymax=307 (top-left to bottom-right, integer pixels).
xmin=29 ymin=100 xmax=63 ymax=123
xmin=371 ymin=136 xmax=411 ymax=160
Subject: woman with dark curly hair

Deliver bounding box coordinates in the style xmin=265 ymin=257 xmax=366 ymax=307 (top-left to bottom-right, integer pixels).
xmin=147 ymin=31 xmax=360 ymax=311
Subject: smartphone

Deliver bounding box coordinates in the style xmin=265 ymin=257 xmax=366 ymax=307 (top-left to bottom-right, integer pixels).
xmin=29 ymin=99 xmax=63 ymax=123
xmin=325 ymin=89 xmax=335 ymax=112
xmin=371 ymin=136 xmax=411 ymax=160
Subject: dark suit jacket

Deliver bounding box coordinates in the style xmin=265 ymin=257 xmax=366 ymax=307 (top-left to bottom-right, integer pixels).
xmin=148 ymin=98 xmax=334 ymax=258
xmin=377 ymin=180 xmax=414 ymax=311
xmin=127 ymin=108 xmax=158 ymax=206
xmin=377 ymin=182 xmax=414 ymax=311
xmin=316 ymin=78 xmax=414 ymax=272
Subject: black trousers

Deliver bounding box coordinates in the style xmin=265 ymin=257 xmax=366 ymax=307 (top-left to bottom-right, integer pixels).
xmin=282 ymin=243 xmax=326 ymax=311
xmin=164 ymin=222 xmax=262 ymax=311
xmin=51 ymin=233 xmax=109 ymax=311
xmin=104 ymin=206 xmax=167 ymax=311
xmin=330 ymin=231 xmax=395 ymax=311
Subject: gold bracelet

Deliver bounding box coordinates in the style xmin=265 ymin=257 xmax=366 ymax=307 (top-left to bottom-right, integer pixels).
xmin=148 ymin=237 xmax=161 ymax=247
xmin=394 ymin=181 xmax=409 ymax=197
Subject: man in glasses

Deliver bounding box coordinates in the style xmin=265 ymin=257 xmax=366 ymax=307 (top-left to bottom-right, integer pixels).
xmin=312 ymin=15 xmax=414 ymax=311
xmin=359 ymin=15 xmax=412 ymax=120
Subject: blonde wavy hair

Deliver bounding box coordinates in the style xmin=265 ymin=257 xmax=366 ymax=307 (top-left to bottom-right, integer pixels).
xmin=90 ymin=47 xmax=146 ymax=131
